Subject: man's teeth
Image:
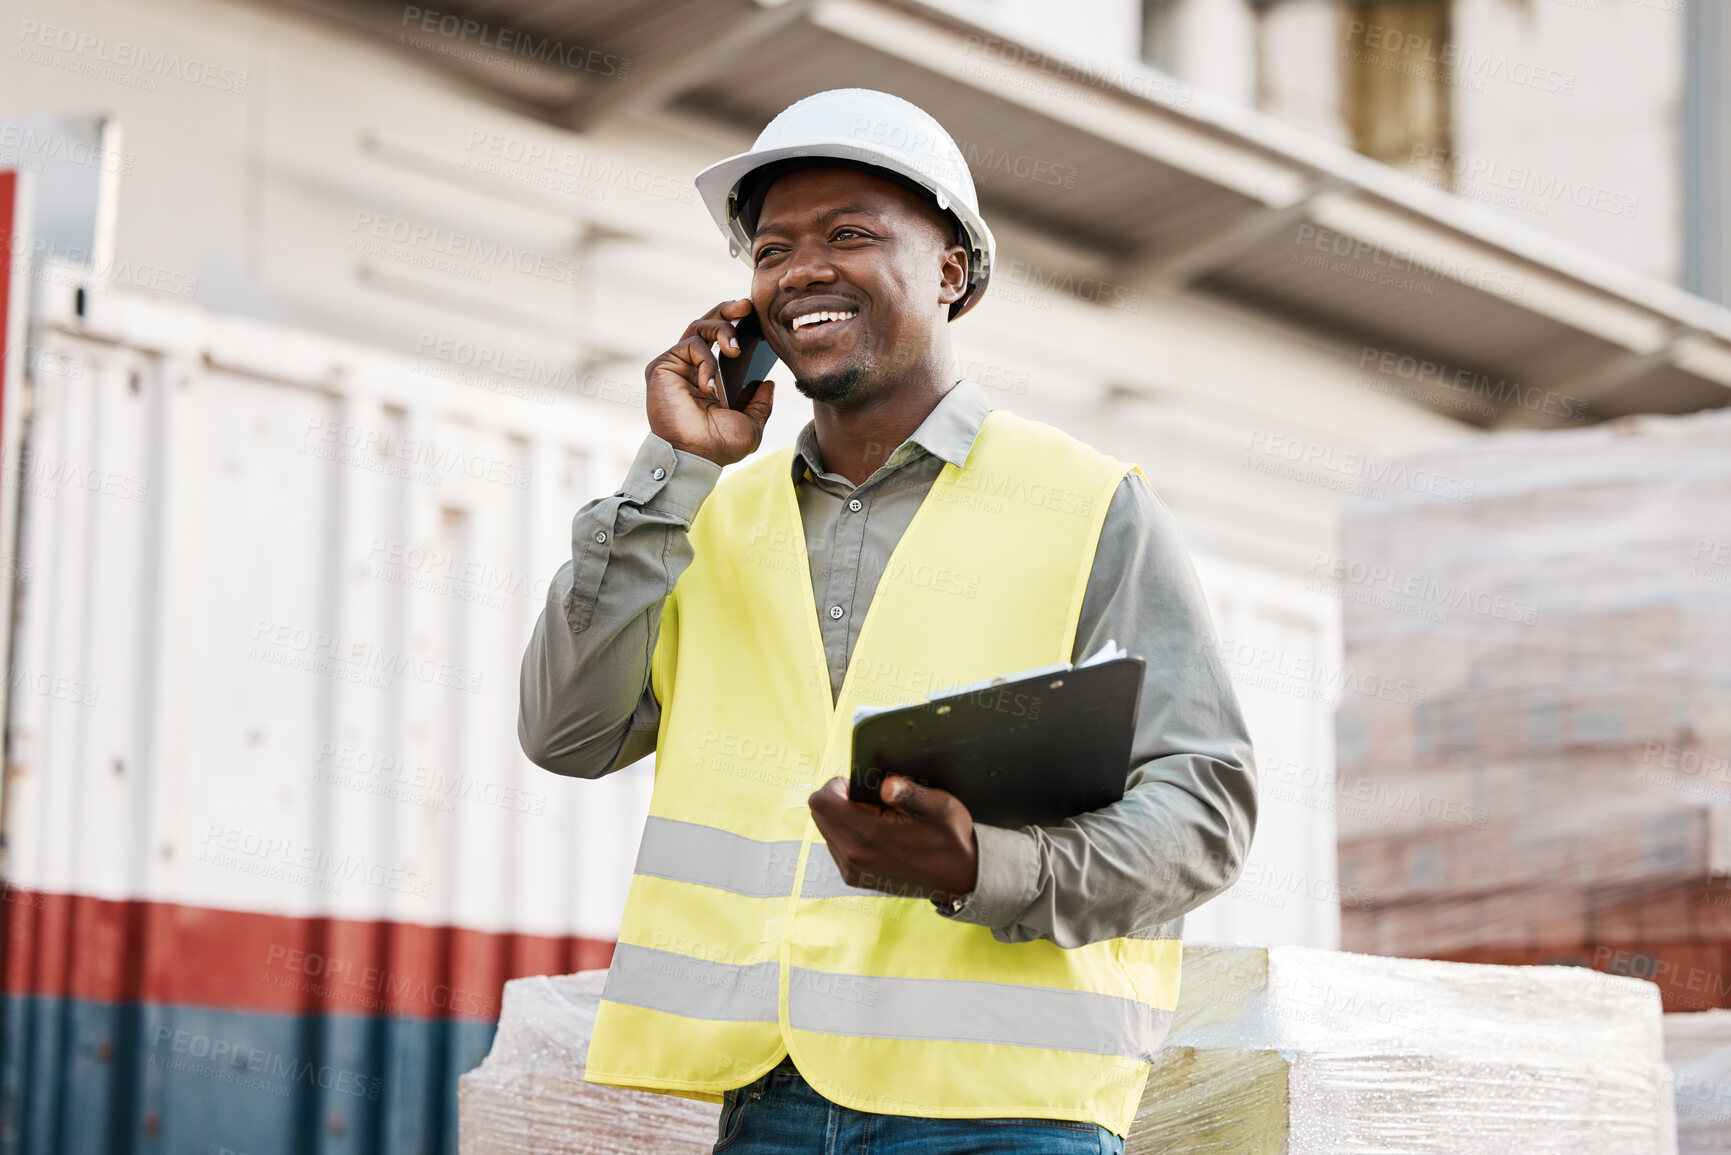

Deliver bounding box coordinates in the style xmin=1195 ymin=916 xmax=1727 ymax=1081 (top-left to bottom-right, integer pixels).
xmin=791 ymin=310 xmax=857 ymax=331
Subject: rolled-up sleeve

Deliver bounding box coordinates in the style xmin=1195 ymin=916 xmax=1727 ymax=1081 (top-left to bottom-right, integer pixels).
xmin=517 ymin=433 xmax=721 ymax=778
xmin=938 ymin=470 xmax=1258 ymax=947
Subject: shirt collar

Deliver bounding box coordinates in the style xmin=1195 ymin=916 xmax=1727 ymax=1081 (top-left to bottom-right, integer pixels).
xmin=790 ymin=377 xmax=993 ymax=486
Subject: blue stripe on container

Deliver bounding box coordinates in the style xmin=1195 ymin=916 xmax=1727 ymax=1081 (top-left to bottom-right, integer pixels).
xmin=0 ymin=995 xmax=495 ymax=1155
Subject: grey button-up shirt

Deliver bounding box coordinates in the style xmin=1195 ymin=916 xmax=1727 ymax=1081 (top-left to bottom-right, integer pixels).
xmin=518 ymin=378 xmax=1256 ymax=948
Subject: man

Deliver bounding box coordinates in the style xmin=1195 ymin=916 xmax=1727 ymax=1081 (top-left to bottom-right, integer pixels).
xmin=519 ymin=88 xmax=1256 ymax=1154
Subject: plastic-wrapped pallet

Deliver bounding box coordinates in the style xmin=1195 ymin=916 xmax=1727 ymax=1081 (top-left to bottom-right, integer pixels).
xmin=461 ymin=946 xmax=1675 ymax=1154
xmin=1668 ymin=1010 xmax=1731 ymax=1153
xmin=457 ymin=970 xmax=720 ymax=1154
xmin=1333 ymin=409 xmax=1731 ymax=985
xmin=1128 ymin=944 xmax=1676 ymax=1154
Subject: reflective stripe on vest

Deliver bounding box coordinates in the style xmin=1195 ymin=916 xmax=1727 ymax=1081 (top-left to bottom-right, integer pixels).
xmin=601 ymin=941 xmax=1172 ymax=1061
xmin=787 ymin=969 xmax=1172 ymax=1062
xmin=603 ymin=942 xmax=781 ymax=1022
xmin=632 ymin=815 xmax=1194 ymax=915
xmin=634 ymin=815 xmax=938 ymax=901
xmin=584 ymin=411 xmax=1181 ymax=1137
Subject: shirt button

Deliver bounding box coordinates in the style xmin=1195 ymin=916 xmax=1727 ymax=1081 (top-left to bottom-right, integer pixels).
xmin=848 ymin=498 xmax=862 ymax=512
xmin=652 ymin=467 xmax=666 ymax=481
xmin=828 ymin=605 xmax=844 ymax=620
xmin=594 ymin=530 xmax=608 ymax=544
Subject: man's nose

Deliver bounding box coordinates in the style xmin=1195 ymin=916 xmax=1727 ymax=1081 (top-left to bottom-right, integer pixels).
xmin=779 ymin=237 xmax=839 ymax=292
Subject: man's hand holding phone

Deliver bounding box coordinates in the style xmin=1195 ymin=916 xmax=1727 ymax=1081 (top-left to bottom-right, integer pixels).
xmin=645 ymin=297 xmax=776 ymax=467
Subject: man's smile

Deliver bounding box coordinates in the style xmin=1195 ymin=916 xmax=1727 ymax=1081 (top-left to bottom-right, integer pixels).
xmin=790 ymin=309 xmax=858 ymax=330
xmin=783 ymin=308 xmax=861 ymax=349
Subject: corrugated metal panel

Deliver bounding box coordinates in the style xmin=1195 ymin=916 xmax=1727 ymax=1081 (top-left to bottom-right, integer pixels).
xmin=1 ymin=268 xmax=652 ymax=1155
xmin=1187 ymin=556 xmax=1343 ymax=949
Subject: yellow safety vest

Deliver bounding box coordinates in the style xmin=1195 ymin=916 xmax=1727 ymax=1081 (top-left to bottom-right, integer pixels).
xmin=583 ymin=409 xmax=1182 ymax=1137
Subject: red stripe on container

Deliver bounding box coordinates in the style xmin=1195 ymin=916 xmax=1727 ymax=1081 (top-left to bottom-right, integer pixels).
xmin=0 ymin=170 xmax=13 ymax=471
xmin=0 ymin=886 xmax=614 ymax=1020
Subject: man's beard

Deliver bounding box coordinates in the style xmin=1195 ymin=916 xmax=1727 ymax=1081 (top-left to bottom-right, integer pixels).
xmin=793 ymin=365 xmax=868 ymax=406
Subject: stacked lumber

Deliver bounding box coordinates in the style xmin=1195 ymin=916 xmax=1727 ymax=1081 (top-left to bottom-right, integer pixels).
xmin=1335 ymin=409 xmax=1731 ymax=1010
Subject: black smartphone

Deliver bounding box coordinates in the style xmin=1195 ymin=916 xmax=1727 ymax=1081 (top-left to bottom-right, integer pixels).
xmin=718 ymin=310 xmax=778 ymax=409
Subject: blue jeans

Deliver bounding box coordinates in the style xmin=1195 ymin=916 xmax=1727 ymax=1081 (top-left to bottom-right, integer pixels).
xmin=712 ymin=1055 xmax=1126 ymax=1154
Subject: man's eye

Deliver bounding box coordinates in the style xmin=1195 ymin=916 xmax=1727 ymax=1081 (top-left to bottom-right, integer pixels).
xmin=834 ymin=228 xmax=864 ymax=241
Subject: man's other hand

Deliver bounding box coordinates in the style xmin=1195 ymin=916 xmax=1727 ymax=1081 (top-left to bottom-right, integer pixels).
xmin=645 ymin=297 xmax=776 ymax=467
xmin=807 ymin=775 xmax=979 ymax=905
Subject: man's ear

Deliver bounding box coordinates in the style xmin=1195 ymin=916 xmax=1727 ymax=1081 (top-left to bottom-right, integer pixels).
xmin=937 ymin=242 xmax=969 ymax=308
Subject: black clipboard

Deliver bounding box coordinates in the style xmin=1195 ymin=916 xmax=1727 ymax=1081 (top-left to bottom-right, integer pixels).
xmin=847 ymin=656 xmax=1144 ymax=828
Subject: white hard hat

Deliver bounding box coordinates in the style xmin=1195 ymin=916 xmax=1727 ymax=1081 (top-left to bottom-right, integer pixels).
xmin=694 ymin=88 xmax=996 ymax=320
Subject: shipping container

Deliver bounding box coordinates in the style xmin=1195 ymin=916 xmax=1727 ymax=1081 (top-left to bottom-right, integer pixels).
xmin=0 ymin=267 xmax=653 ymax=1155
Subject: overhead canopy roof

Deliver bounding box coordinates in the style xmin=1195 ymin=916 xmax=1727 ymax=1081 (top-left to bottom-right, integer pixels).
xmin=321 ymin=0 xmax=1731 ymax=427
